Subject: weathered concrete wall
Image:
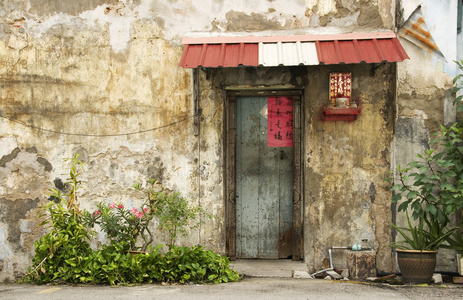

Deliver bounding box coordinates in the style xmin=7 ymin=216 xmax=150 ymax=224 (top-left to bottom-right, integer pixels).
xmin=200 ymin=63 xmax=396 ymax=273
xmin=304 ymin=63 xmax=396 ymax=273
xmin=393 ymin=0 xmax=460 ymax=272
xmin=0 ymin=0 xmax=447 ymax=281
xmin=0 ymin=0 xmax=202 ymax=282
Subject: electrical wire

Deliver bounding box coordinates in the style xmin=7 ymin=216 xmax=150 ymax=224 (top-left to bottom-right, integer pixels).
xmin=0 ymin=113 xmax=198 ymax=137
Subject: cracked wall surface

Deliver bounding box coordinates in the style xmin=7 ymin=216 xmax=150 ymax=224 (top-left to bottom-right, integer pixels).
xmin=202 ymin=62 xmax=396 ymax=273
xmin=392 ymin=0 xmax=460 ymax=272
xmin=0 ymin=0 xmax=460 ymax=281
xmin=303 ymin=63 xmax=396 ymax=273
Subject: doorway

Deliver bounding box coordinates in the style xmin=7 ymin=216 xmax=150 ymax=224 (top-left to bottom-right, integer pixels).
xmin=225 ymin=91 xmax=303 ymax=260
xmin=236 ymin=97 xmax=294 ymax=258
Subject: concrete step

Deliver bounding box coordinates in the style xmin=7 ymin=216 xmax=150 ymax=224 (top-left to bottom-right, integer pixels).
xmin=230 ymin=259 xmax=309 ymax=278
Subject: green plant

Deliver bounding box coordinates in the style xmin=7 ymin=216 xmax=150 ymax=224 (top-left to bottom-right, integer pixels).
xmin=445 ymin=230 xmax=463 ymax=255
xmin=26 ymin=157 xmax=235 ymax=286
xmin=83 ymin=200 xmax=156 ymax=252
xmin=78 ymin=242 xmax=164 ymax=285
xmin=48 ymin=154 xmax=86 ymax=214
xmin=26 ymin=154 xmax=92 ymax=283
xmin=134 ymin=179 xmax=211 ymax=247
xmin=27 ymin=240 xmax=240 ymax=285
xmin=387 ymin=147 xmax=460 ymax=250
xmin=390 ymin=147 xmax=463 ymax=224
xmin=83 ymin=178 xmax=210 ymax=250
xmin=159 ymin=245 xmax=240 ymax=284
xmin=390 ymin=212 xmax=455 ymax=250
xmin=82 ymin=180 xmax=163 ymax=251
xmin=387 ymin=60 xmax=463 ymax=251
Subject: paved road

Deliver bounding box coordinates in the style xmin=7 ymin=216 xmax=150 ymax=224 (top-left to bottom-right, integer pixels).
xmin=1 ymin=278 xmax=463 ymax=300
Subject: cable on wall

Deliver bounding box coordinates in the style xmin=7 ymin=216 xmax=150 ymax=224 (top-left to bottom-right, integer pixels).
xmin=0 ymin=113 xmax=198 ymax=137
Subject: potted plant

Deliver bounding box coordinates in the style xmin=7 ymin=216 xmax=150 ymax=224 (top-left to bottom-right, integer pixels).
xmin=388 ymin=60 xmax=463 ymax=283
xmin=388 ymin=133 xmax=463 ymax=283
xmin=390 ymin=210 xmax=455 ymax=283
xmin=387 ymin=143 xmax=460 ymax=283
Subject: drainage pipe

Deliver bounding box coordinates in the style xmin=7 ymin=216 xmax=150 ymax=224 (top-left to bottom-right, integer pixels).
xmin=311 ymin=246 xmax=374 ymax=278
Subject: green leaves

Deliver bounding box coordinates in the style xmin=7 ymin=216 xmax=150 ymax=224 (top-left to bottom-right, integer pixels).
xmin=388 ymin=60 xmax=463 ymax=252
xmin=150 ymin=189 xmax=212 ymax=247
xmin=390 ymin=212 xmax=456 ymax=251
xmin=25 ymin=156 xmax=235 ymax=286
xmin=28 ymin=240 xmax=233 ymax=285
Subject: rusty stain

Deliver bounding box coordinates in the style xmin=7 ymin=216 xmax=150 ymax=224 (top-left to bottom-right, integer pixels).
xmin=401 ymin=28 xmax=439 ymax=52
xmin=278 ymin=228 xmax=293 ymax=259
xmin=411 ymin=17 xmax=430 ymax=38
xmin=398 ymin=6 xmax=445 ymax=61
xmin=347 ymin=251 xmax=376 ymax=279
xmin=9 ymin=18 xmax=25 ymax=28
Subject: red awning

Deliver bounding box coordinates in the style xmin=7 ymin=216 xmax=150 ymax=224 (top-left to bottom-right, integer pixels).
xmin=180 ymin=43 xmax=259 ymax=68
xmin=179 ymin=31 xmax=409 ymax=68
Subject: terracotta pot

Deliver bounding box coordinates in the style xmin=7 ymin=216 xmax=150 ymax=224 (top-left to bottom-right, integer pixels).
xmin=396 ymin=249 xmax=437 ymax=284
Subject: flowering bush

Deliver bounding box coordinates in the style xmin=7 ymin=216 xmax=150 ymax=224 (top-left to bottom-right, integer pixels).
xmin=27 ymin=157 xmax=237 ymax=285
xmin=84 ymin=198 xmax=156 ymax=252
xmin=84 ymin=179 xmax=211 ymax=250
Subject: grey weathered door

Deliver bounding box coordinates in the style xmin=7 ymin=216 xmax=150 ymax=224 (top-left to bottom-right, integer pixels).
xmin=236 ymin=97 xmax=293 ymax=259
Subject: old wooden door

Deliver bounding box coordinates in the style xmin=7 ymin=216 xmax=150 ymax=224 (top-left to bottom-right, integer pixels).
xmin=236 ymin=97 xmax=294 ymax=259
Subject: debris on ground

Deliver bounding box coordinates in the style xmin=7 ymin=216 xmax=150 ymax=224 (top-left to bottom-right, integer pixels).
xmin=453 ymin=276 xmax=463 ymax=284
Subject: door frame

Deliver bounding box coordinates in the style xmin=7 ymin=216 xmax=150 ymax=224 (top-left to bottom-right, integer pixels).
xmin=224 ymin=90 xmax=304 ymax=260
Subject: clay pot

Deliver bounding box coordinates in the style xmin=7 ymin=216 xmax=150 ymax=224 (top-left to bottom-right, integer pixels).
xmin=396 ymin=249 xmax=437 ymax=284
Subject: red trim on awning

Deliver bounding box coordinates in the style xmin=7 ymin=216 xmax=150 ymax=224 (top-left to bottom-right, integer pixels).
xmin=179 ymin=31 xmax=409 ymax=68
xmin=316 ymin=38 xmax=409 ymax=64
xmin=179 ymin=43 xmax=258 ymax=68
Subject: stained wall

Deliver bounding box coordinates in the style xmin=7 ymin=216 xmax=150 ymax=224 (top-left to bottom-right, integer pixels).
xmin=394 ymin=0 xmax=460 ymax=272
xmin=202 ymin=63 xmax=396 ymax=273
xmin=0 ymin=0 xmax=458 ymax=281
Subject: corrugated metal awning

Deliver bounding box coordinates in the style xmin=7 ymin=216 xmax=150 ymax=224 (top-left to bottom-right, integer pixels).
xmin=179 ymin=31 xmax=409 ymax=68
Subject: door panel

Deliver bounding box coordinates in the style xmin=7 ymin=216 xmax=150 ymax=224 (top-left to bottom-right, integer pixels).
xmin=236 ymin=97 xmax=293 ymax=259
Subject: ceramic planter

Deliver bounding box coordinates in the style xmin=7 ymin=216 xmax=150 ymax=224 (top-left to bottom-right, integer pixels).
xmin=396 ymin=249 xmax=437 ymax=284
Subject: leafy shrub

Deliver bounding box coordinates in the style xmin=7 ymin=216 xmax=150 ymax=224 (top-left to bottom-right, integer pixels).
xmin=387 ymin=60 xmax=463 ymax=251
xmin=83 ymin=200 xmax=155 ymax=252
xmin=160 ymin=245 xmax=239 ymax=284
xmin=27 ymin=155 xmax=92 ymax=283
xmin=151 ymin=191 xmax=211 ymax=246
xmin=26 ymin=155 xmax=238 ymax=285
xmin=27 ymin=241 xmax=239 ymax=285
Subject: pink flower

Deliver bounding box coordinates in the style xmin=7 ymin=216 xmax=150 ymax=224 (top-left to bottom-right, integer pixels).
xmin=130 ymin=207 xmax=138 ymax=214
xmin=135 ymin=212 xmax=144 ymax=218
xmin=118 ymin=204 xmax=124 ymax=209
xmin=109 ymin=202 xmax=117 ymax=209
xmin=94 ymin=210 xmax=101 ymax=216
xmin=143 ymin=208 xmax=148 ymax=212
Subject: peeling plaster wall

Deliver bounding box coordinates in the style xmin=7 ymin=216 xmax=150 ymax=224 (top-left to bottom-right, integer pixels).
xmin=304 ymin=63 xmax=396 ymax=273
xmin=202 ymin=63 xmax=396 ymax=273
xmin=0 ymin=0 xmax=201 ymax=282
xmin=0 ymin=0 xmax=454 ymax=281
xmin=393 ymin=0 xmax=460 ymax=272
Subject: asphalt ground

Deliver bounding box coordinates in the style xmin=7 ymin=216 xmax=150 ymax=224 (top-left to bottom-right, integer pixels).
xmin=1 ymin=277 xmax=463 ymax=300
xmin=2 ymin=260 xmax=462 ymax=299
